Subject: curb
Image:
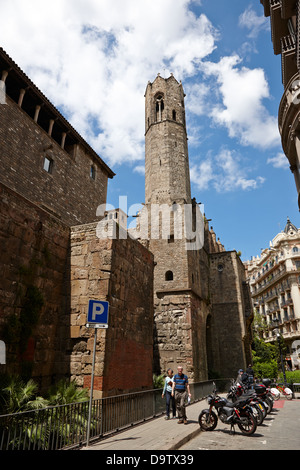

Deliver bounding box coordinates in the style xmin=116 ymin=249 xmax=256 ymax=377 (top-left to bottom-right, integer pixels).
xmin=166 ymin=427 xmax=202 ymax=450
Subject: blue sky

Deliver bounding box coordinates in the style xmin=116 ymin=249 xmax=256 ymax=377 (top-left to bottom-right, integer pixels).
xmin=0 ymin=0 xmax=298 ymax=261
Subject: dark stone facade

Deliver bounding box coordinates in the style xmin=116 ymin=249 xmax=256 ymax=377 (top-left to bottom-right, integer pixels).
xmin=0 ymin=49 xmax=253 ymax=395
xmin=0 ymin=48 xmax=154 ymax=396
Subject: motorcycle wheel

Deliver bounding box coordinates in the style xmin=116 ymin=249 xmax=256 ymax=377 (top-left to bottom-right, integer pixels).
xmin=237 ymin=412 xmax=257 ymax=435
xmin=251 ymin=404 xmax=264 ymax=426
xmin=284 ymin=388 xmax=293 ymax=400
xmin=198 ymin=410 xmax=218 ymax=431
xmin=270 ymin=388 xmax=280 ymax=401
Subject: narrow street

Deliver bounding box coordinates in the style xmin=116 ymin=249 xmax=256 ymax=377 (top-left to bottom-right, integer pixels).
xmin=179 ymin=400 xmax=300 ymax=451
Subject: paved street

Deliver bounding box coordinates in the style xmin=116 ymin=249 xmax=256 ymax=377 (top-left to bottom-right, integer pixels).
xmin=179 ymin=399 xmax=300 ymax=451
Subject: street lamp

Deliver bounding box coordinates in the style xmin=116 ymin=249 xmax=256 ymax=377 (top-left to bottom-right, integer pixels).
xmin=273 ymin=322 xmax=287 ymax=386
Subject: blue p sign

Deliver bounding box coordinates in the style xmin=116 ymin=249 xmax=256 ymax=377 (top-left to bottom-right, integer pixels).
xmin=87 ymin=300 xmax=109 ymax=327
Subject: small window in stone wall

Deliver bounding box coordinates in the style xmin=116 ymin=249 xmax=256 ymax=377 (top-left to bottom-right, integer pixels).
xmin=165 ymin=270 xmax=173 ymax=281
xmin=90 ymin=165 xmax=96 ymax=180
xmin=43 ymin=156 xmax=53 ymax=174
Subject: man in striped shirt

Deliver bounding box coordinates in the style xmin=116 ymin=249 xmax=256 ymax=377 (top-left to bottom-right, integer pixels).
xmin=171 ymin=366 xmax=191 ymax=424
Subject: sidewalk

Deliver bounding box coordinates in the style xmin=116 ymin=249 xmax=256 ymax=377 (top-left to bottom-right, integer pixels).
xmin=82 ymin=399 xmax=208 ymax=451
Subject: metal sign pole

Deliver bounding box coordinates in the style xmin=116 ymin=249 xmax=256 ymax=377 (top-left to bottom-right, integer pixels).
xmin=85 ymin=299 xmax=109 ymax=447
xmin=86 ymin=327 xmax=97 ymax=447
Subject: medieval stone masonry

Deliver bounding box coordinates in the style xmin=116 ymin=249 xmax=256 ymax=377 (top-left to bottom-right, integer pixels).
xmin=0 ymin=47 xmax=114 ymax=227
xmin=0 ymin=47 xmax=253 ymax=396
xmin=0 ymin=47 xmax=153 ymax=396
xmin=137 ymin=74 xmax=253 ymax=380
xmin=69 ymin=223 xmax=154 ymax=396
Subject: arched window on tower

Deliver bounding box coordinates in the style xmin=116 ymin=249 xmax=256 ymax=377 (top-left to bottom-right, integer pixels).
xmin=156 ymin=94 xmax=164 ymax=122
xmin=165 ymin=270 xmax=173 ymax=281
xmin=172 ymin=109 xmax=176 ymax=121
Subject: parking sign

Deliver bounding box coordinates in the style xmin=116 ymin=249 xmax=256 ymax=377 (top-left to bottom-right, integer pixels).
xmin=86 ymin=300 xmax=109 ymax=328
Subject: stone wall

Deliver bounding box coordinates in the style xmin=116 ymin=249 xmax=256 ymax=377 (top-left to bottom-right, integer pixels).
xmin=151 ymin=226 xmax=211 ymax=381
xmin=69 ymin=223 xmax=154 ymax=397
xmin=0 ymin=94 xmax=109 ymax=226
xmin=0 ymin=182 xmax=70 ymax=390
xmin=153 ymin=290 xmax=210 ymax=382
xmin=209 ymin=251 xmax=252 ymax=377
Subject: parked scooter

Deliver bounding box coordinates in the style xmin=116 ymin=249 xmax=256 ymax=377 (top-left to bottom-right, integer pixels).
xmin=226 ymin=383 xmax=265 ymax=425
xmin=198 ymin=383 xmax=257 ymax=435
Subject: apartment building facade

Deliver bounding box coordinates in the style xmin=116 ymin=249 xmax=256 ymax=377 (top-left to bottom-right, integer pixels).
xmin=245 ymin=217 xmax=300 ymax=369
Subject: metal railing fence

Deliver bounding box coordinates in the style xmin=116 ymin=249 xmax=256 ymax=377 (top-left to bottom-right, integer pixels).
xmin=0 ymin=378 xmax=231 ymax=450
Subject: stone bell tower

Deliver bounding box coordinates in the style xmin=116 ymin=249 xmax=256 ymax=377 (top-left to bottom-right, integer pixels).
xmin=145 ymin=73 xmax=191 ymax=206
xmin=142 ymin=74 xmax=211 ymax=381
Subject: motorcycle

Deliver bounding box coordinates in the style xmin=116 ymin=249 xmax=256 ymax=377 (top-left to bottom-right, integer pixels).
xmin=253 ymin=380 xmax=274 ymax=414
xmin=226 ymin=383 xmax=265 ymax=426
xmin=235 ymin=378 xmax=274 ymax=415
xmin=198 ymin=384 xmax=257 ymax=435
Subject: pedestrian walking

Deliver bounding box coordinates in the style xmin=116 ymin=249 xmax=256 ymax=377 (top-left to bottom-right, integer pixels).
xmin=171 ymin=365 xmax=191 ymax=425
xmin=162 ymin=368 xmax=176 ymax=420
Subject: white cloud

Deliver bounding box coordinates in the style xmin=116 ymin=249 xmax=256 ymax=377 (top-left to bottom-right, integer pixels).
xmin=190 ymin=148 xmax=265 ymax=193
xmin=201 ymin=55 xmax=280 ymax=149
xmin=190 ymin=158 xmax=215 ymax=192
xmin=133 ymin=165 xmax=145 ymax=175
xmin=0 ymin=0 xmax=218 ymax=166
xmin=239 ymin=6 xmax=270 ymax=39
xmin=267 ymin=152 xmax=290 ymax=169
xmin=185 ymin=82 xmax=211 ymax=116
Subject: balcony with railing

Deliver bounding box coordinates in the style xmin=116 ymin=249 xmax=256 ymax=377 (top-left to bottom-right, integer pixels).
xmin=281 ymin=298 xmax=294 ymax=308
xmin=252 ymin=266 xmax=288 ymax=295
xmin=281 ymin=0 xmax=298 ymax=18
xmin=270 ymin=0 xmax=289 ymax=55
xmin=268 ymin=304 xmax=280 ymax=314
xmin=264 ymin=308 xmax=300 ymax=343
xmin=281 ymin=34 xmax=297 ymax=87
xmin=278 ymin=71 xmax=300 ymax=167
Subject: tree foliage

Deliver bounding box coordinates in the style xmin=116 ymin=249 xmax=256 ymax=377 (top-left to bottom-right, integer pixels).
xmin=251 ymin=321 xmax=288 ymax=379
xmin=0 ymin=375 xmax=89 ymax=414
xmin=153 ymin=374 xmax=165 ymax=389
xmin=0 ymin=375 xmax=48 ymax=414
